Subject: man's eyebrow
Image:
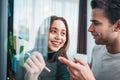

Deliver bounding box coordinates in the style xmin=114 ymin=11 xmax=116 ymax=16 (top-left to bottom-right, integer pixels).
xmin=90 ymin=20 xmax=98 ymax=23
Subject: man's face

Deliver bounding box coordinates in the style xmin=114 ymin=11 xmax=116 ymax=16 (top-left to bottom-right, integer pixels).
xmin=88 ymin=9 xmax=115 ymax=45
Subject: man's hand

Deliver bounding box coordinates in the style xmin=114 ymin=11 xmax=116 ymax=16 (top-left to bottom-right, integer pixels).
xmin=58 ymin=56 xmax=95 ymax=80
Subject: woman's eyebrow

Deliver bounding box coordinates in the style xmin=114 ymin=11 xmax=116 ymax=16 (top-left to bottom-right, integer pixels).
xmin=50 ymin=27 xmax=57 ymax=30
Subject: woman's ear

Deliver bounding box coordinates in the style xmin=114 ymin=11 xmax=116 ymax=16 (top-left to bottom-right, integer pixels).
xmin=114 ymin=19 xmax=120 ymax=32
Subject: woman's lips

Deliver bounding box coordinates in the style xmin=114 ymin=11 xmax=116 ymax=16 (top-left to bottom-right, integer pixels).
xmin=51 ymin=41 xmax=61 ymax=47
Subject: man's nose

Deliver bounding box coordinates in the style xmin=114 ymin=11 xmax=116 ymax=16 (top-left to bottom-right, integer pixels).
xmin=88 ymin=24 xmax=94 ymax=32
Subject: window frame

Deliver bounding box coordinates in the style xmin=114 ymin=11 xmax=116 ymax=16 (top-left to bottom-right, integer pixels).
xmin=77 ymin=0 xmax=87 ymax=54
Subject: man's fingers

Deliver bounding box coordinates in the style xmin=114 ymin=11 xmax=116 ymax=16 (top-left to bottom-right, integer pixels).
xmin=74 ymin=58 xmax=87 ymax=66
xmin=58 ymin=57 xmax=80 ymax=69
xmin=58 ymin=56 xmax=70 ymax=65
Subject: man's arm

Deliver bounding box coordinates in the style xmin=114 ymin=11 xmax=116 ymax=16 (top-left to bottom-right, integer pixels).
xmin=58 ymin=57 xmax=95 ymax=80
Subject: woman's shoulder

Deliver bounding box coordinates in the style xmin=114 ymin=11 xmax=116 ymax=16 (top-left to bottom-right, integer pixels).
xmin=56 ymin=59 xmax=67 ymax=69
xmin=56 ymin=59 xmax=70 ymax=80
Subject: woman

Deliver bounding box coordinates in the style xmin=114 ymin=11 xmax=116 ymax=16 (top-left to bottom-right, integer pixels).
xmin=24 ymin=16 xmax=70 ymax=80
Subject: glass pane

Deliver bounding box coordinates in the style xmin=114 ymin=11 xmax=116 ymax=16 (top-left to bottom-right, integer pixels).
xmin=8 ymin=0 xmax=79 ymax=79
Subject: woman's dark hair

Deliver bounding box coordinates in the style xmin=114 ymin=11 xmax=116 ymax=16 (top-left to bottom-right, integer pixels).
xmin=91 ymin=0 xmax=120 ymax=24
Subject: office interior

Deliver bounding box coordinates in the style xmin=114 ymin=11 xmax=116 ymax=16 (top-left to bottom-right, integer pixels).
xmin=0 ymin=0 xmax=94 ymax=80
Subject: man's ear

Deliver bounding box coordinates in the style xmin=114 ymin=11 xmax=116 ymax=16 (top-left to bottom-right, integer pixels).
xmin=114 ymin=19 xmax=120 ymax=32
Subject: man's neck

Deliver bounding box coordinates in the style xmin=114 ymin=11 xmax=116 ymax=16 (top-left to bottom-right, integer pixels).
xmin=106 ymin=39 xmax=120 ymax=54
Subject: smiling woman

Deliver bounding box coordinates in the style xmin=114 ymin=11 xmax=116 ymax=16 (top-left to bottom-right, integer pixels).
xmin=24 ymin=15 xmax=70 ymax=80
xmin=5 ymin=0 xmax=80 ymax=80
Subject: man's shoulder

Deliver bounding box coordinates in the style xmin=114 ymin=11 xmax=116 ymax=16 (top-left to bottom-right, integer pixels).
xmin=93 ymin=45 xmax=106 ymax=50
xmin=92 ymin=45 xmax=106 ymax=55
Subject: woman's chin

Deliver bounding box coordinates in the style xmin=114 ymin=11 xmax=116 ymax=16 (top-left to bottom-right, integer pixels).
xmin=49 ymin=47 xmax=60 ymax=53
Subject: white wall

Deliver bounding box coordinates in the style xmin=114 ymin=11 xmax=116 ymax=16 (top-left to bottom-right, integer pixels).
xmin=68 ymin=0 xmax=96 ymax=62
xmin=87 ymin=0 xmax=95 ymax=63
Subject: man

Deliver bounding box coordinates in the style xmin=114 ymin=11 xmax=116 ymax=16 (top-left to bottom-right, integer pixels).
xmin=58 ymin=0 xmax=120 ymax=80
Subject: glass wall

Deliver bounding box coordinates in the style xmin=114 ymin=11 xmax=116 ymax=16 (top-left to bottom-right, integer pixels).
xmin=9 ymin=0 xmax=80 ymax=80
xmin=14 ymin=0 xmax=79 ymax=60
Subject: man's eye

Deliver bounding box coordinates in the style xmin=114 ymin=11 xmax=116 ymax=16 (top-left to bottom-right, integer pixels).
xmin=94 ymin=22 xmax=101 ymax=26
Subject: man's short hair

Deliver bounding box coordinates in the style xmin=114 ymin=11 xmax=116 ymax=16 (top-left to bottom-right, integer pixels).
xmin=91 ymin=0 xmax=120 ymax=24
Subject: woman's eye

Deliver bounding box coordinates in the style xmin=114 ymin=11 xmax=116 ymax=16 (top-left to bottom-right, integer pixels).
xmin=50 ymin=29 xmax=56 ymax=33
xmin=61 ymin=32 xmax=66 ymax=36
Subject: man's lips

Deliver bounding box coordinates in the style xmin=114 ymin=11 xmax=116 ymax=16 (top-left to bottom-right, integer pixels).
xmin=92 ymin=33 xmax=98 ymax=39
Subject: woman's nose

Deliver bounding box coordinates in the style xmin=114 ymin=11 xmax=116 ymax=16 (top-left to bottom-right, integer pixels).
xmin=55 ymin=33 xmax=61 ymax=39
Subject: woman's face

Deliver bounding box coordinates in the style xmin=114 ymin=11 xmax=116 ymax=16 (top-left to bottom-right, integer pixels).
xmin=48 ymin=20 xmax=66 ymax=53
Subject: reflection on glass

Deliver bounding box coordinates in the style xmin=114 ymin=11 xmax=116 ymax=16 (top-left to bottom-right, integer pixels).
xmin=13 ymin=0 xmax=79 ymax=80
xmin=19 ymin=17 xmax=51 ymax=67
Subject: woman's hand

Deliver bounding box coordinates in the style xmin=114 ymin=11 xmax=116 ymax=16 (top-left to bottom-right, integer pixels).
xmin=58 ymin=57 xmax=95 ymax=80
xmin=24 ymin=51 xmax=45 ymax=80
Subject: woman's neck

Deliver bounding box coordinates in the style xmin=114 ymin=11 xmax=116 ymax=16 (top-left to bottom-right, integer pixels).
xmin=48 ymin=51 xmax=55 ymax=54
